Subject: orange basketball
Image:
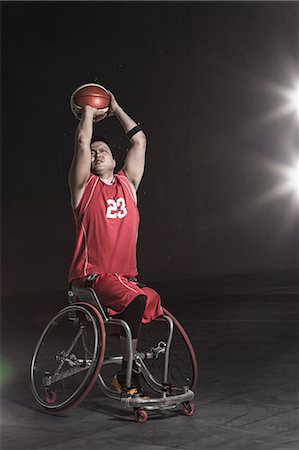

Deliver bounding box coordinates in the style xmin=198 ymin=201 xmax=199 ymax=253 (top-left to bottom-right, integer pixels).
xmin=70 ymin=83 xmax=110 ymax=119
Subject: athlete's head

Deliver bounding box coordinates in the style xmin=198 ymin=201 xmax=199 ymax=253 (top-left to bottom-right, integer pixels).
xmin=90 ymin=136 xmax=116 ymax=176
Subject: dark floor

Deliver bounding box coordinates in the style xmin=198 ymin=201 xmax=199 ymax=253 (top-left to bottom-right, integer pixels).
xmin=1 ymin=271 xmax=299 ymax=450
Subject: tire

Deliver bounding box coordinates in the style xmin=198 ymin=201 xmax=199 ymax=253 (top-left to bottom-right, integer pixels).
xmin=135 ymin=408 xmax=148 ymax=423
xmin=183 ymin=401 xmax=196 ymax=416
xmin=30 ymin=302 xmax=106 ymax=413
xmin=137 ymin=307 xmax=198 ymax=394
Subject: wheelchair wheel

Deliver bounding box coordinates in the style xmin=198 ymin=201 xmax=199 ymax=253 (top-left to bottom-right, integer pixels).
xmin=30 ymin=302 xmax=106 ymax=413
xmin=137 ymin=307 xmax=198 ymax=394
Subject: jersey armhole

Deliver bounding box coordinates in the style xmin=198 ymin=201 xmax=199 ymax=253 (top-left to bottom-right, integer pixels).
xmin=73 ymin=173 xmax=96 ymax=211
xmin=117 ymin=170 xmax=137 ymax=204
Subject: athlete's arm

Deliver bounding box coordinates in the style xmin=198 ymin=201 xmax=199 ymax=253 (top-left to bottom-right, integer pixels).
xmin=109 ymin=92 xmax=147 ymax=191
xmin=68 ymin=105 xmax=106 ymax=208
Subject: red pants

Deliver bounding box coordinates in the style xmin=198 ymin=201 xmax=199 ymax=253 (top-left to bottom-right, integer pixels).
xmin=72 ymin=273 xmax=164 ymax=324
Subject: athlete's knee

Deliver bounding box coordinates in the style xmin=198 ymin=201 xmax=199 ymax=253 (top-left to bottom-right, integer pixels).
xmin=133 ymin=294 xmax=147 ymax=310
xmin=118 ymin=295 xmax=147 ymax=339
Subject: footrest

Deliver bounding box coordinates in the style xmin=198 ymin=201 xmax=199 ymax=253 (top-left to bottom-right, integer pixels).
xmin=120 ymin=389 xmax=195 ymax=410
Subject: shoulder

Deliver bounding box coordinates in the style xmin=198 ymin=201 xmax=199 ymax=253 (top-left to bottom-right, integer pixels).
xmin=72 ymin=173 xmax=100 ymax=211
xmin=117 ymin=169 xmax=135 ymax=188
xmin=116 ymin=170 xmax=137 ymax=204
xmin=84 ymin=172 xmax=97 ymax=186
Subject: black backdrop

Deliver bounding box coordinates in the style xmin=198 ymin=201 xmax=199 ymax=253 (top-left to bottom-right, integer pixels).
xmin=2 ymin=1 xmax=298 ymax=297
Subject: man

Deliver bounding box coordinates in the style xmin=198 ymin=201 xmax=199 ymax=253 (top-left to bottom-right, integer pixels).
xmin=68 ymin=91 xmax=164 ymax=396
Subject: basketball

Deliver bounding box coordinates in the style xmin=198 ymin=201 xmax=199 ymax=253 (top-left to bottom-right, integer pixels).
xmin=70 ymin=83 xmax=110 ymax=119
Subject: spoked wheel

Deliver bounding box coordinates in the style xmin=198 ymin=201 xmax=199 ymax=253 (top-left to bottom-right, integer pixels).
xmin=30 ymin=302 xmax=106 ymax=413
xmin=137 ymin=307 xmax=198 ymax=394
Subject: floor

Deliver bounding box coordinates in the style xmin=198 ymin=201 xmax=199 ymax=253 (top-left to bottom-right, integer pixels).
xmin=1 ymin=271 xmax=299 ymax=450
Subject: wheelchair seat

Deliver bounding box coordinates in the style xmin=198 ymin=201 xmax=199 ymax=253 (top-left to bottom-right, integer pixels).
xmin=68 ymin=285 xmax=109 ymax=321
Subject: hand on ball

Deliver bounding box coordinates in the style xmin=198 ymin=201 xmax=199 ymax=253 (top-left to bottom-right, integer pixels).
xmin=107 ymin=91 xmax=119 ymax=117
xmin=86 ymin=105 xmax=108 ymax=123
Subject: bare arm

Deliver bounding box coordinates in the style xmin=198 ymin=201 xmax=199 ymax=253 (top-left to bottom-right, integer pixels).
xmin=109 ymin=92 xmax=147 ymax=191
xmin=68 ymin=106 xmax=106 ymax=208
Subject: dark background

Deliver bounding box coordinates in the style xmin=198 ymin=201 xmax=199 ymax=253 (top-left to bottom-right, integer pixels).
xmin=1 ymin=4 xmax=299 ymax=447
xmin=2 ymin=1 xmax=298 ymax=298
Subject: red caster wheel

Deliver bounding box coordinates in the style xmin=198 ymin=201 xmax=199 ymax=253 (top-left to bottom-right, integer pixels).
xmin=183 ymin=402 xmax=196 ymax=416
xmin=135 ymin=408 xmax=148 ymax=423
xmin=44 ymin=390 xmax=57 ymax=404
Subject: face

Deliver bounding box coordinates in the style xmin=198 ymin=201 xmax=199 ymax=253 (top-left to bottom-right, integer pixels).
xmin=90 ymin=141 xmax=116 ymax=175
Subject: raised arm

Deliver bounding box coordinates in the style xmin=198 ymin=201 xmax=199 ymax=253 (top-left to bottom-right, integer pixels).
xmin=109 ymin=92 xmax=147 ymax=191
xmin=68 ymin=105 xmax=106 ymax=208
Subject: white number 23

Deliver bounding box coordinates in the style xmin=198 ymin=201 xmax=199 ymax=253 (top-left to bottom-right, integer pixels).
xmin=106 ymin=197 xmax=128 ymax=219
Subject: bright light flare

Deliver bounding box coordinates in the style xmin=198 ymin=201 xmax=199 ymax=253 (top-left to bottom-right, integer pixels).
xmin=257 ymin=78 xmax=299 ymax=124
xmin=247 ymin=73 xmax=299 ymax=219
xmin=277 ymin=158 xmax=299 ymax=200
xmin=255 ymin=155 xmax=299 ymax=205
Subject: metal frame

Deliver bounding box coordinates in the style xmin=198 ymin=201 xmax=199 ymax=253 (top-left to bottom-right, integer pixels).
xmin=65 ymin=286 xmax=195 ymax=413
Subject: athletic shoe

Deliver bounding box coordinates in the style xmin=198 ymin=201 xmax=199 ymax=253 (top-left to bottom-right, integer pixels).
xmin=111 ymin=369 xmax=127 ymax=393
xmin=111 ymin=364 xmax=149 ymax=399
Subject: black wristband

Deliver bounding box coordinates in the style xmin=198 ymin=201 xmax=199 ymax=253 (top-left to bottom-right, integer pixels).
xmin=127 ymin=125 xmax=142 ymax=139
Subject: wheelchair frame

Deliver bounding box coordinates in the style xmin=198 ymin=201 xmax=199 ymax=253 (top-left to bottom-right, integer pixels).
xmin=30 ymin=286 xmax=198 ymax=423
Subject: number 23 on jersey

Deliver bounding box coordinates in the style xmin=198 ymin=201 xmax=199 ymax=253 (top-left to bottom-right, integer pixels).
xmin=106 ymin=197 xmax=128 ymax=219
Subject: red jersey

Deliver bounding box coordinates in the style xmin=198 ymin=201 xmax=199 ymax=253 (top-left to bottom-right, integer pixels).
xmin=68 ymin=170 xmax=140 ymax=282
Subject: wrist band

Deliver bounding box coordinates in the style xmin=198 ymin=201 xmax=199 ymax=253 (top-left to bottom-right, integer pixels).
xmin=127 ymin=125 xmax=142 ymax=139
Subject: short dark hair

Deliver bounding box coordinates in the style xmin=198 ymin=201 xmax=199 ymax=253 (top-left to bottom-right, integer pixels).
xmin=91 ymin=135 xmax=111 ymax=147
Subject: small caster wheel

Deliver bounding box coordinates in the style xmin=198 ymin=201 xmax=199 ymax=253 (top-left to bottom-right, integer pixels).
xmin=135 ymin=408 xmax=148 ymax=423
xmin=44 ymin=390 xmax=56 ymax=404
xmin=183 ymin=401 xmax=195 ymax=416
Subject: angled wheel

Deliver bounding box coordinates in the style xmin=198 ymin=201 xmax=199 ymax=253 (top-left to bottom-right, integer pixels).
xmin=30 ymin=302 xmax=106 ymax=413
xmin=137 ymin=307 xmax=198 ymax=394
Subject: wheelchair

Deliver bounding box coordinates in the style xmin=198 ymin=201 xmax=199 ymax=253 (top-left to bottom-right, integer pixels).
xmin=30 ymin=285 xmax=198 ymax=423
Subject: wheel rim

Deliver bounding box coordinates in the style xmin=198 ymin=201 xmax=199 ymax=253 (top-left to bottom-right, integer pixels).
xmin=162 ymin=308 xmax=198 ymax=390
xmin=137 ymin=308 xmax=198 ymax=394
xmin=30 ymin=303 xmax=106 ymax=412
